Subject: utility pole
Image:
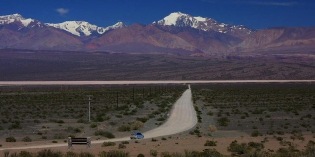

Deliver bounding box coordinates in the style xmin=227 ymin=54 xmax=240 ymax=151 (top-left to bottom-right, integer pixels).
xmin=116 ymin=92 xmax=119 ymax=108
xmin=87 ymin=95 xmax=92 ymax=123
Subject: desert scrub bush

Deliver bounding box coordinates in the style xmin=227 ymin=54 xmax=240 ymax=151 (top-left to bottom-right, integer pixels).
xmin=118 ymin=143 xmax=126 ymax=149
xmin=121 ymin=141 xmax=129 ymax=144
xmin=117 ymin=124 xmax=131 ymax=132
xmin=207 ymin=111 xmax=214 ymax=116
xmin=78 ymin=152 xmax=95 ymax=157
xmin=99 ymin=150 xmax=129 ymax=157
xmin=37 ymin=149 xmax=62 ymax=157
xmin=102 ymin=142 xmax=116 ymax=147
xmin=50 ymin=119 xmax=64 ymax=124
xmin=136 ymin=117 xmax=148 ymax=123
xmin=150 ymin=149 xmax=158 ymax=157
xmin=137 ymin=153 xmax=145 ymax=157
xmin=65 ymin=151 xmax=77 ymax=157
xmin=184 ymin=149 xmax=223 ymax=157
xmin=90 ymin=123 xmax=98 ymax=128
xmin=95 ymin=130 xmax=115 ymax=139
xmin=204 ymin=140 xmax=217 ymax=146
xmin=5 ymin=136 xmax=16 ymax=142
xmin=248 ymin=142 xmax=264 ymax=150
xmin=8 ymin=121 xmax=22 ymax=129
xmin=217 ymin=117 xmax=230 ymax=126
xmin=18 ymin=151 xmax=33 ymax=157
xmin=156 ymin=117 xmax=165 ymax=121
xmin=54 ymin=133 xmax=66 ymax=139
xmin=22 ymin=136 xmax=32 ymax=142
xmin=251 ymin=130 xmax=262 ymax=137
xmin=228 ymin=140 xmax=249 ymax=155
xmin=131 ymin=121 xmax=144 ymax=130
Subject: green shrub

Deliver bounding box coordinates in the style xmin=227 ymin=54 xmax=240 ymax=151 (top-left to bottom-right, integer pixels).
xmin=19 ymin=151 xmax=33 ymax=157
xmin=248 ymin=142 xmax=264 ymax=150
xmin=99 ymin=150 xmax=129 ymax=157
xmin=150 ymin=150 xmax=158 ymax=157
xmin=136 ymin=117 xmax=148 ymax=123
xmin=131 ymin=121 xmax=144 ymax=130
xmin=90 ymin=123 xmax=97 ymax=128
xmin=78 ymin=152 xmax=94 ymax=157
xmin=117 ymin=125 xmax=131 ymax=132
xmin=228 ymin=140 xmax=249 ymax=155
xmin=251 ymin=130 xmax=261 ymax=137
xmin=217 ymin=117 xmax=230 ymax=126
xmin=204 ymin=140 xmax=217 ymax=146
xmin=5 ymin=137 xmax=16 ymax=142
xmin=22 ymin=136 xmax=32 ymax=142
xmin=94 ymin=130 xmax=115 ymax=139
xmin=37 ymin=149 xmax=62 ymax=157
xmin=137 ymin=153 xmax=145 ymax=157
xmin=9 ymin=122 xmax=22 ymax=129
xmin=121 ymin=141 xmax=129 ymax=144
xmin=118 ymin=143 xmax=126 ymax=149
xmin=102 ymin=142 xmax=116 ymax=147
xmin=65 ymin=151 xmax=77 ymax=157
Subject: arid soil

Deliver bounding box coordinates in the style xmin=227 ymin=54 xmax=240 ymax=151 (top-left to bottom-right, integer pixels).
xmin=1 ymin=50 xmax=315 ymax=81
xmin=0 ymin=83 xmax=314 ymax=156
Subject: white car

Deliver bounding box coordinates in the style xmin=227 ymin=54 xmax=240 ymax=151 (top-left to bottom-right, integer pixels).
xmin=130 ymin=132 xmax=144 ymax=139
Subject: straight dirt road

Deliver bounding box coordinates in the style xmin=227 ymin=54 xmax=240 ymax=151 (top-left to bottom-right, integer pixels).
xmin=0 ymin=85 xmax=197 ymax=150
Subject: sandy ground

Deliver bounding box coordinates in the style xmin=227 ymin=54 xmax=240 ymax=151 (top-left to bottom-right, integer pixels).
xmin=2 ymin=133 xmax=313 ymax=156
xmin=0 ymin=80 xmax=315 ymax=86
xmin=1 ymin=82 xmax=314 ymax=156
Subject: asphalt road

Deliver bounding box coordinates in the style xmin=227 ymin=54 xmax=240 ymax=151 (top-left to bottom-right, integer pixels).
xmin=0 ymin=85 xmax=197 ymax=150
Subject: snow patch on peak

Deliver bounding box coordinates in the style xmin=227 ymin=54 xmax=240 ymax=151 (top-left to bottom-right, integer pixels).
xmin=20 ymin=18 xmax=34 ymax=27
xmin=0 ymin=13 xmax=35 ymax=27
xmin=194 ymin=16 xmax=207 ymax=22
xmin=158 ymin=12 xmax=191 ymax=26
xmin=112 ymin=22 xmax=125 ymax=28
xmin=46 ymin=21 xmax=98 ymax=36
xmin=46 ymin=21 xmax=125 ymax=36
xmin=154 ymin=12 xmax=252 ymax=35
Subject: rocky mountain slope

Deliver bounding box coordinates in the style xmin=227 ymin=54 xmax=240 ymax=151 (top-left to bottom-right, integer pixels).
xmin=0 ymin=12 xmax=315 ymax=55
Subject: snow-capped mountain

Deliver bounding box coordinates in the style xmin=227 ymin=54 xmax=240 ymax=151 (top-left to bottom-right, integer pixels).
xmin=1 ymin=13 xmax=314 ymax=55
xmin=154 ymin=12 xmax=252 ymax=37
xmin=0 ymin=13 xmax=43 ymax=28
xmin=46 ymin=21 xmax=125 ymax=36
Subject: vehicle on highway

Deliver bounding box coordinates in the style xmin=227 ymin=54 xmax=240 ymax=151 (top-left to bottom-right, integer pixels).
xmin=130 ymin=131 xmax=144 ymax=139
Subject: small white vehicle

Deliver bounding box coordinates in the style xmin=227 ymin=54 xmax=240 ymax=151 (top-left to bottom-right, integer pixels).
xmin=130 ymin=131 xmax=144 ymax=139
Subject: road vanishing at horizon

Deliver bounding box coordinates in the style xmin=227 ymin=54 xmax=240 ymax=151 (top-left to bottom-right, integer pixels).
xmin=0 ymin=85 xmax=197 ymax=151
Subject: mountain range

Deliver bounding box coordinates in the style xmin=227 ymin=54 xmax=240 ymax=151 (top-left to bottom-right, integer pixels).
xmin=1 ymin=12 xmax=315 ymax=55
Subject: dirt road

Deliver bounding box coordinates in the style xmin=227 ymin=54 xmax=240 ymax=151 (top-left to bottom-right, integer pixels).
xmin=0 ymin=85 xmax=197 ymax=150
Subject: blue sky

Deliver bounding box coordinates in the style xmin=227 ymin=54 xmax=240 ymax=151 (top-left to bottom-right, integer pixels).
xmin=1 ymin=0 xmax=315 ymax=29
